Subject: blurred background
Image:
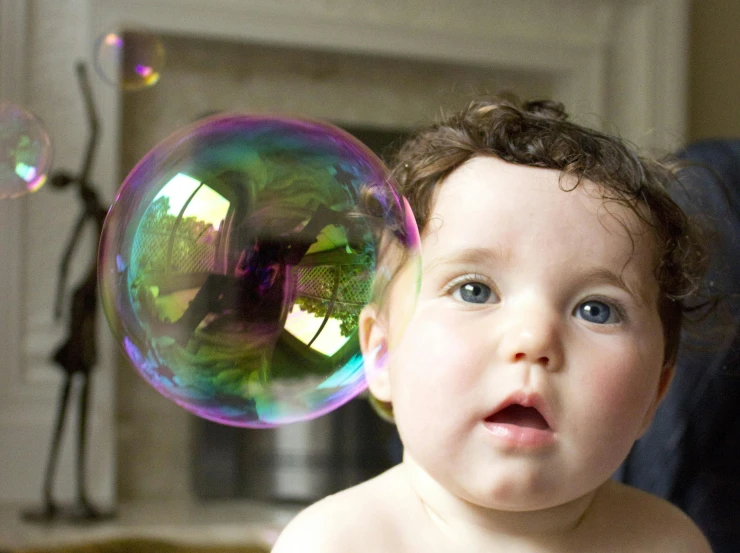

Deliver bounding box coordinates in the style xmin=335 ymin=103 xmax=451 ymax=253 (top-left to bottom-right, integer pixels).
xmin=0 ymin=0 xmax=738 ymax=548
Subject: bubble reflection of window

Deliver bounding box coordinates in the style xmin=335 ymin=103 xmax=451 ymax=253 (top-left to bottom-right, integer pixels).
xmin=285 ymin=306 xmax=347 ymax=356
xmin=154 ymin=174 xmax=229 ymax=235
xmin=284 ymin=224 xmax=357 ymax=358
xmin=152 ymin=173 xmax=229 ymax=276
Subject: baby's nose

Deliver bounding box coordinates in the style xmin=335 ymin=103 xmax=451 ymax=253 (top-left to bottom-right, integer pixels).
xmin=498 ymin=304 xmax=563 ymax=370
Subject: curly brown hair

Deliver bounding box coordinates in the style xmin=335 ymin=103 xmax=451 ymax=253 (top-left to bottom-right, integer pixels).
xmin=369 ymin=97 xmax=709 ymax=422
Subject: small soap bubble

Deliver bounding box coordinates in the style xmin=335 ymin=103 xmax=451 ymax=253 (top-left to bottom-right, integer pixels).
xmin=0 ymin=101 xmax=52 ymax=199
xmin=94 ymin=29 xmax=165 ymax=91
xmin=99 ymin=114 xmax=420 ymax=427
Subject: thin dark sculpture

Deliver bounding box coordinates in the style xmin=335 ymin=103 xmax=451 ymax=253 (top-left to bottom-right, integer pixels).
xmin=23 ymin=62 xmax=113 ymax=522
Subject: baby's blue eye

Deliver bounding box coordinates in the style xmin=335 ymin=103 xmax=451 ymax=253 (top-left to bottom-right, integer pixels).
xmin=457 ymin=282 xmax=492 ymax=304
xmin=577 ymin=300 xmax=619 ymax=324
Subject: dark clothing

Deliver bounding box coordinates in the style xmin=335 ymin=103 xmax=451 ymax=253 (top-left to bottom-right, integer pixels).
xmin=614 ymin=140 xmax=740 ymax=553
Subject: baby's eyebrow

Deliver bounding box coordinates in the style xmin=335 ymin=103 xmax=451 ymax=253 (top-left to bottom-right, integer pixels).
xmin=423 ymin=247 xmax=512 ymax=274
xmin=423 ymin=249 xmax=652 ymax=304
xmin=580 ymin=267 xmax=649 ymax=305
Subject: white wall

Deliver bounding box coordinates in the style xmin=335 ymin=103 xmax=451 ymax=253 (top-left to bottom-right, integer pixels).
xmin=0 ymin=0 xmax=115 ymax=505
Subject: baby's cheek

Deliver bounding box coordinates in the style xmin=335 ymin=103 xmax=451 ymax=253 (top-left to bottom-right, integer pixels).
xmin=572 ymin=355 xmax=660 ymax=457
xmin=391 ymin=317 xmax=475 ymax=415
xmin=405 ymin=316 xmax=478 ymax=379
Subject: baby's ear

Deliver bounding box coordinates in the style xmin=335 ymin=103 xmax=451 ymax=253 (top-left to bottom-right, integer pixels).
xmin=359 ymin=304 xmax=391 ymax=402
xmin=637 ymin=363 xmax=675 ymax=437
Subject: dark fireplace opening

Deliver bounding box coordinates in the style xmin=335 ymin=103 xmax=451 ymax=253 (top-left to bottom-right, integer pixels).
xmin=192 ymin=395 xmax=402 ymax=503
xmin=191 ymin=124 xmax=409 ymax=504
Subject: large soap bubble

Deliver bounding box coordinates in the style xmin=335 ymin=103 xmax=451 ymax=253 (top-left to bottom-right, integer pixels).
xmin=99 ymin=114 xmax=420 ymax=427
xmin=0 ymin=101 xmax=52 ymax=199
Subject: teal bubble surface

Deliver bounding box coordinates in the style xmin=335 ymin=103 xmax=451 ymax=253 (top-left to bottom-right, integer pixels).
xmin=99 ymin=113 xmax=420 ymax=427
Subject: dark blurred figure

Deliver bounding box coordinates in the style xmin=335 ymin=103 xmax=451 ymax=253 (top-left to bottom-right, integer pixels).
xmin=614 ymin=140 xmax=740 ymax=553
xmin=22 ymin=62 xmax=114 ymax=522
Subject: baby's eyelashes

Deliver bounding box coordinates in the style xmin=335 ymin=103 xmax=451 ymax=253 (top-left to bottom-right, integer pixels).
xmin=573 ymin=298 xmax=626 ymax=325
xmin=455 ymin=282 xmax=494 ymax=304
xmin=440 ymin=272 xmax=630 ymax=325
xmin=444 ymin=274 xmax=500 ymax=305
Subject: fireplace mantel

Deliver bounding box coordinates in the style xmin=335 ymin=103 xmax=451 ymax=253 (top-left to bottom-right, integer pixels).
xmin=89 ymin=0 xmax=690 ymax=157
xmin=0 ymin=0 xmax=689 ymax=504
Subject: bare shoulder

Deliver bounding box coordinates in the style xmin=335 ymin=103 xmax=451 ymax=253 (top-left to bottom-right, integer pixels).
xmin=589 ymin=481 xmax=712 ymax=553
xmin=271 ymin=466 xmax=410 ymax=553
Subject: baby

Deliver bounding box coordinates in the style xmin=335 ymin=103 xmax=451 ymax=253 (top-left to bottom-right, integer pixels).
xmin=272 ymin=99 xmax=713 ymax=552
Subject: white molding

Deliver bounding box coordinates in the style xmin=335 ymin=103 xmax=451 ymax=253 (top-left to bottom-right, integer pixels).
xmin=89 ymin=0 xmax=688 ymax=151
xmin=90 ymin=0 xmax=613 ymax=72
xmin=0 ymin=0 xmax=31 ymax=402
xmin=650 ymin=0 xmax=690 ymax=152
xmin=602 ymin=0 xmax=689 ymax=153
xmin=0 ymin=0 xmax=117 ymax=504
xmin=0 ymin=0 xmax=29 ymax=103
xmin=0 ymin=0 xmax=54 ymax=503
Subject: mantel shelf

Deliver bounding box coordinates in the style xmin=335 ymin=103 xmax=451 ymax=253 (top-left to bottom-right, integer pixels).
xmin=0 ymin=499 xmax=299 ymax=551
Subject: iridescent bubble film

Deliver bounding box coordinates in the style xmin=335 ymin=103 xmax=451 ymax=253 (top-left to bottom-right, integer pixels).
xmin=94 ymin=29 xmax=165 ymax=91
xmin=99 ymin=114 xmax=420 ymax=427
xmin=0 ymin=102 xmax=52 ymax=199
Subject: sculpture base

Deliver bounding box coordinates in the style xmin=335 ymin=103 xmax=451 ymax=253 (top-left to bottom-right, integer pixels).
xmin=21 ymin=502 xmax=116 ymax=525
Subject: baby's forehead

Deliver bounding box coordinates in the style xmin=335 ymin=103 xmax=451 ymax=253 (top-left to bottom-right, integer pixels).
xmin=431 ymin=157 xmax=653 ymax=235
xmin=424 ymin=158 xmax=662 ymax=292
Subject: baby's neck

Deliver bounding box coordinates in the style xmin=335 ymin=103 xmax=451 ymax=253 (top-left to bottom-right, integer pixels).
xmin=402 ymin=456 xmax=600 ymax=548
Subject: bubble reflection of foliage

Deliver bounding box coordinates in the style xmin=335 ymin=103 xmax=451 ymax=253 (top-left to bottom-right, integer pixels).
xmin=293 ymin=262 xmax=371 ymax=338
xmin=293 ymin=296 xmax=361 ymax=338
xmin=134 ymin=195 xmax=217 ymax=275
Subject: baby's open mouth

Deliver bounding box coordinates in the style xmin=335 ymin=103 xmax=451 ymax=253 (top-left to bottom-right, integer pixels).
xmin=486 ymin=404 xmax=550 ymax=430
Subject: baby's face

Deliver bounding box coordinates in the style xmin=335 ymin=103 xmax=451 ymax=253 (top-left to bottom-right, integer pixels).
xmin=376 ymin=156 xmax=671 ymax=511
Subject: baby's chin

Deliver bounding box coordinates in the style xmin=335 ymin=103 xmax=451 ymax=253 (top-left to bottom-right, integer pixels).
xmin=404 ymin=449 xmax=603 ymax=514
xmin=443 ymin=470 xmax=607 ymax=515
xmin=447 ymin=487 xmax=606 ymax=534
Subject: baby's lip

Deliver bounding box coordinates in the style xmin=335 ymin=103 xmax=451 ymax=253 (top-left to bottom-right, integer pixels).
xmin=485 ymin=392 xmax=554 ymax=431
